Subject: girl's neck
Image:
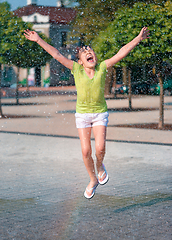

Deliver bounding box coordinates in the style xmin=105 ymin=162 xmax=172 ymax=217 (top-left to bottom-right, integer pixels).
xmin=84 ymin=66 xmax=95 ymax=79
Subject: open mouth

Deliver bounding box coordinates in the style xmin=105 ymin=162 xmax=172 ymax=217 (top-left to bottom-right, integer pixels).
xmin=86 ymin=55 xmax=94 ymax=63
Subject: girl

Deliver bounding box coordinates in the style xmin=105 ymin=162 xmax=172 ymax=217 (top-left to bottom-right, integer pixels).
xmin=24 ymin=27 xmax=149 ymax=199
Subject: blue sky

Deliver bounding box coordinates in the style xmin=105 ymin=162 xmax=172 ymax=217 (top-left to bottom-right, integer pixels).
xmin=0 ymin=0 xmax=61 ymax=10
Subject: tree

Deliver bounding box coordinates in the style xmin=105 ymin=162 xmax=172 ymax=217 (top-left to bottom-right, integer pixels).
xmin=70 ymin=0 xmax=168 ymax=46
xmin=0 ymin=2 xmax=52 ymax=109
xmin=0 ymin=2 xmax=11 ymax=117
xmin=92 ymin=1 xmax=172 ymax=128
xmin=70 ymin=0 xmax=169 ymax=100
xmin=70 ymin=0 xmax=116 ymax=45
xmin=3 ymin=23 xmax=52 ymax=104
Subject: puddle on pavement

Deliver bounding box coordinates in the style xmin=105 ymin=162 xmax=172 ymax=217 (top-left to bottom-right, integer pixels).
xmin=59 ymin=192 xmax=172 ymax=239
xmin=1 ymin=193 xmax=171 ymax=239
xmin=1 ymin=192 xmax=171 ymax=218
xmin=88 ymin=192 xmax=172 ymax=210
xmin=0 ymin=198 xmax=36 ymax=216
xmin=68 ymin=192 xmax=172 ymax=216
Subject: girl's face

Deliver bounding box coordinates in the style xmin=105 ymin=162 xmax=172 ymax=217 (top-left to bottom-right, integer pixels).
xmin=78 ymin=46 xmax=97 ymax=68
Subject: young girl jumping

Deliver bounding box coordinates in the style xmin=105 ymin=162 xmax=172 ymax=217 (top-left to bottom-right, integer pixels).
xmin=24 ymin=27 xmax=149 ymax=199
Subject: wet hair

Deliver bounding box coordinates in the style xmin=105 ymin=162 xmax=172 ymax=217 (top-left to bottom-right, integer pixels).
xmin=76 ymin=45 xmax=92 ymax=61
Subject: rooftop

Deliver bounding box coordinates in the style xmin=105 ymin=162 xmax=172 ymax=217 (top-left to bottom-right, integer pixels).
xmin=13 ymin=4 xmax=76 ymax=24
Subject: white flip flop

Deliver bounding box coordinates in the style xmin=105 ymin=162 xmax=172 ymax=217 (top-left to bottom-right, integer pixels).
xmin=98 ymin=164 xmax=109 ymax=185
xmin=84 ymin=183 xmax=99 ymax=199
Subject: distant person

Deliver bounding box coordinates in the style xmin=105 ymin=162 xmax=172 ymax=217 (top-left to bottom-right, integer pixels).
xmin=24 ymin=27 xmax=149 ymax=199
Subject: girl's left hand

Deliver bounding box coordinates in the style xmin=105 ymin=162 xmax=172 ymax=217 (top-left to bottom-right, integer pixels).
xmin=139 ymin=27 xmax=150 ymax=41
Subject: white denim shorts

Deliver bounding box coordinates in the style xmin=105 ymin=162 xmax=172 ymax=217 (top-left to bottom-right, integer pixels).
xmin=75 ymin=112 xmax=109 ymax=128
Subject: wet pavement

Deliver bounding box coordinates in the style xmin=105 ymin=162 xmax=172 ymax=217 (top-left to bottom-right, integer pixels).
xmin=0 ymin=89 xmax=172 ymax=239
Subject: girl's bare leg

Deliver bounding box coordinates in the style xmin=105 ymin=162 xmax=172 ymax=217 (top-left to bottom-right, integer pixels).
xmin=78 ymin=127 xmax=98 ymax=197
xmin=92 ymin=125 xmax=107 ymax=182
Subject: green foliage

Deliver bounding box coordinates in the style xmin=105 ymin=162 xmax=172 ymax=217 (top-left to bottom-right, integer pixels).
xmin=92 ymin=1 xmax=172 ymax=67
xmin=0 ymin=2 xmax=52 ymax=68
xmin=70 ymin=0 xmax=116 ymax=45
xmin=70 ymin=0 xmax=168 ymax=45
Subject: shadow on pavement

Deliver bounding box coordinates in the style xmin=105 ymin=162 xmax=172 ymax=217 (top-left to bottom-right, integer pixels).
xmin=56 ymin=107 xmax=159 ymax=114
xmin=108 ymin=123 xmax=172 ymax=131
xmin=108 ymin=107 xmax=159 ymax=112
xmin=1 ymin=102 xmax=51 ymax=106
xmin=2 ymin=115 xmax=51 ymax=119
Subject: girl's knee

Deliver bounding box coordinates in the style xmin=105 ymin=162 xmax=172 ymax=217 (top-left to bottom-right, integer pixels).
xmin=82 ymin=146 xmax=92 ymax=159
xmin=95 ymin=144 xmax=105 ymax=156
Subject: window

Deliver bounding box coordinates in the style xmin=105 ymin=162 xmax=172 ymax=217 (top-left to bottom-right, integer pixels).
xmin=34 ymin=15 xmax=37 ymax=22
xmin=61 ymin=31 xmax=67 ymax=47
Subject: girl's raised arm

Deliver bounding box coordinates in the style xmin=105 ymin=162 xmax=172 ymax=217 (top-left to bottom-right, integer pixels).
xmin=105 ymin=27 xmax=150 ymax=68
xmin=24 ymin=29 xmax=73 ymax=70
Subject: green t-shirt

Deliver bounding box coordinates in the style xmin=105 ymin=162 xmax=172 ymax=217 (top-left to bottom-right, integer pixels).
xmin=71 ymin=61 xmax=108 ymax=113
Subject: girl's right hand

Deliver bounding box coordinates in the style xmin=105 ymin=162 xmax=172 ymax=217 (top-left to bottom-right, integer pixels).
xmin=24 ymin=29 xmax=40 ymax=42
